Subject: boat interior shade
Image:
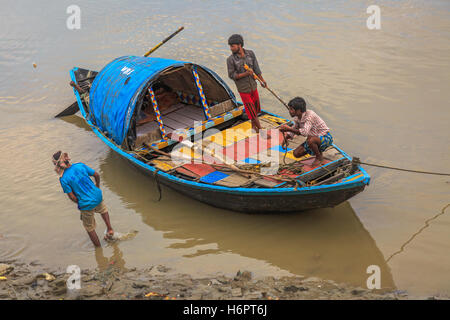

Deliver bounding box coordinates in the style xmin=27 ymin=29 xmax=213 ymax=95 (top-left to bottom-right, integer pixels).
xmin=133 ymin=64 xmax=237 ymax=148
xmin=159 ymin=64 xmax=232 ymax=104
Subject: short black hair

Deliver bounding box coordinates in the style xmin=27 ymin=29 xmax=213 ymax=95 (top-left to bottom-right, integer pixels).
xmin=53 ymin=151 xmax=62 ymax=161
xmin=228 ymin=34 xmax=244 ymax=47
xmin=288 ymin=97 xmax=306 ymax=113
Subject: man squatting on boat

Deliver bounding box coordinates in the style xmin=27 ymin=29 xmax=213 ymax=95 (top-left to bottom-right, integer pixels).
xmin=52 ymin=151 xmax=114 ymax=247
xmin=279 ymin=97 xmax=333 ymax=167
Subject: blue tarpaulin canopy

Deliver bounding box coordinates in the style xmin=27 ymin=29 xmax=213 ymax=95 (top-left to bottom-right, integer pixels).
xmin=89 ymin=56 xmax=235 ymax=145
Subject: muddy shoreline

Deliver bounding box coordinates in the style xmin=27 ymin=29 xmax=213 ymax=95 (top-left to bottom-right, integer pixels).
xmin=3 ymin=260 xmax=444 ymax=300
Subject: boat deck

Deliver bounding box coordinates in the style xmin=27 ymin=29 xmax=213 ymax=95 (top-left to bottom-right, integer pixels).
xmin=144 ymin=113 xmax=348 ymax=188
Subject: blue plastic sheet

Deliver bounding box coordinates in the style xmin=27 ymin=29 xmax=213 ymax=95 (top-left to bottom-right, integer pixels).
xmin=89 ymin=56 xmax=237 ymax=145
xmin=89 ymin=56 xmax=185 ymax=144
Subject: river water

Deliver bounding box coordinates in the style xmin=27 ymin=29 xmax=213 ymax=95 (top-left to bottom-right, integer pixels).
xmin=0 ymin=0 xmax=449 ymax=298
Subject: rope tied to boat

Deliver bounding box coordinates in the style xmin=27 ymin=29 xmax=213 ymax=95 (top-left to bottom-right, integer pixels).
xmin=352 ymin=157 xmax=450 ymax=176
xmin=281 ymin=131 xmax=289 ymax=165
xmin=386 ymin=203 xmax=450 ymax=263
xmin=153 ymin=169 xmax=162 ymax=202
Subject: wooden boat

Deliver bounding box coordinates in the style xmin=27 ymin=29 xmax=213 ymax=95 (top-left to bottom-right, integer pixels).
xmin=69 ymin=56 xmax=370 ymax=213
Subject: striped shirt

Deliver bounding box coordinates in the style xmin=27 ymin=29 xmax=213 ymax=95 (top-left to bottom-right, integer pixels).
xmin=287 ymin=110 xmax=330 ymax=138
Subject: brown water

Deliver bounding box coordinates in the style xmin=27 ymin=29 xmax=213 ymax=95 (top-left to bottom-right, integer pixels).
xmin=0 ymin=0 xmax=449 ymax=298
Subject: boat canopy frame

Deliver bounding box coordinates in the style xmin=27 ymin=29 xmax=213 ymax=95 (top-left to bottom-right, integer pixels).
xmin=88 ymin=56 xmax=237 ymax=147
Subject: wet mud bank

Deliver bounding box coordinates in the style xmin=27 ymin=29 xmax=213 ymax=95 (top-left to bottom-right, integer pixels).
xmin=0 ymin=261 xmax=445 ymax=300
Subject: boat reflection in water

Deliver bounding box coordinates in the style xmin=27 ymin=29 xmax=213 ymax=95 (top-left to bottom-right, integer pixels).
xmin=94 ymin=140 xmax=396 ymax=290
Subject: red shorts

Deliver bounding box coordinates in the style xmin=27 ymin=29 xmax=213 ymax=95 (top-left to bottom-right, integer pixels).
xmin=239 ymin=89 xmax=261 ymax=120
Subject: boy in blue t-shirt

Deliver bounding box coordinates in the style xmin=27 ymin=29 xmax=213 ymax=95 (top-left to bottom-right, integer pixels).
xmin=53 ymin=151 xmax=114 ymax=247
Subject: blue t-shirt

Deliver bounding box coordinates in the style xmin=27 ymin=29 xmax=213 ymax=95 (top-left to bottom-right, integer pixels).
xmin=59 ymin=163 xmax=103 ymax=211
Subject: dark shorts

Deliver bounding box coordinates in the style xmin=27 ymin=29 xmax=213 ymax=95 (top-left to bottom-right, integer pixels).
xmin=239 ymin=89 xmax=261 ymax=120
xmin=303 ymin=132 xmax=333 ymax=155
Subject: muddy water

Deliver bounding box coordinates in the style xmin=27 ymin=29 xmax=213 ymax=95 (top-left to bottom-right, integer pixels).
xmin=0 ymin=0 xmax=449 ymax=298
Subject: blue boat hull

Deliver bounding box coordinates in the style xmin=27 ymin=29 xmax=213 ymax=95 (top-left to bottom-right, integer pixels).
xmin=120 ymin=151 xmax=366 ymax=213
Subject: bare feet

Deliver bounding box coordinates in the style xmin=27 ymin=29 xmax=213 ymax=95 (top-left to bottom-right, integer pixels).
xmin=311 ymin=158 xmax=323 ymax=167
xmin=104 ymin=229 xmax=114 ymax=241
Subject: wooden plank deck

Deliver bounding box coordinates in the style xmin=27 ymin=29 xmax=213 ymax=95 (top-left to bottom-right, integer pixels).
xmin=181 ymin=105 xmax=205 ymax=120
xmin=160 ymin=116 xmax=188 ymax=131
xmin=148 ymin=113 xmax=347 ymax=188
xmin=165 ymin=112 xmax=199 ymax=127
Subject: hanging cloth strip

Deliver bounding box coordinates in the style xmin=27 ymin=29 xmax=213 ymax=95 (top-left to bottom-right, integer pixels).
xmin=148 ymin=87 xmax=167 ymax=140
xmin=192 ymin=66 xmax=211 ymax=119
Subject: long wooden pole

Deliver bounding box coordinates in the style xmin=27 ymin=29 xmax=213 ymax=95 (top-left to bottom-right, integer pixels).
xmin=244 ymin=64 xmax=290 ymax=111
xmin=56 ymin=27 xmax=185 ymax=118
xmin=144 ymin=26 xmax=184 ymax=57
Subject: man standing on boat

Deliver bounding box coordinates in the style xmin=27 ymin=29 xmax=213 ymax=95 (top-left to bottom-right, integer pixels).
xmin=279 ymin=97 xmax=333 ymax=167
xmin=227 ymin=34 xmax=267 ymax=135
xmin=52 ymin=151 xmax=114 ymax=247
